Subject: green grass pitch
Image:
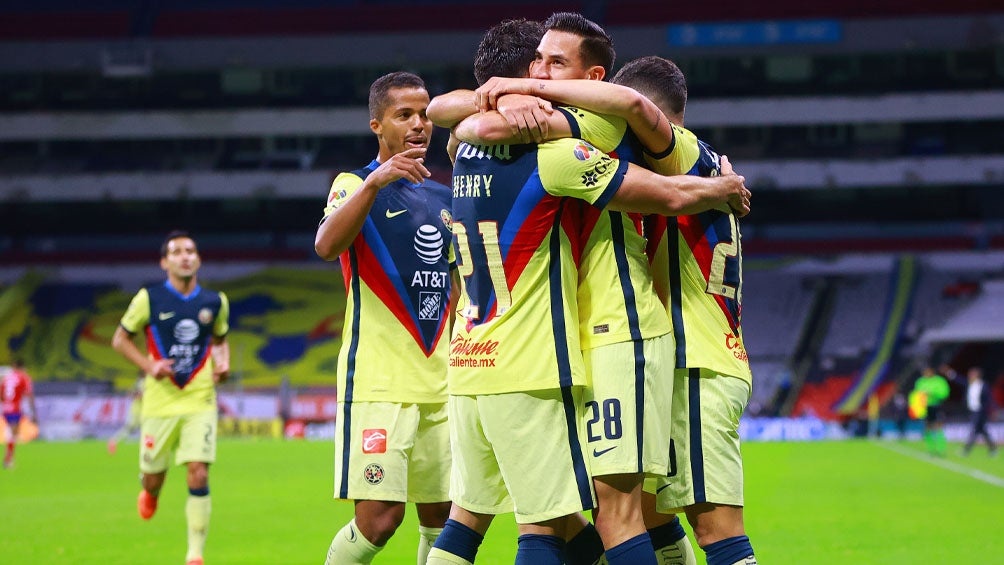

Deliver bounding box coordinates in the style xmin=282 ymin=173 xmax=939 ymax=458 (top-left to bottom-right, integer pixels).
xmin=2 ymin=438 xmax=1003 ymax=564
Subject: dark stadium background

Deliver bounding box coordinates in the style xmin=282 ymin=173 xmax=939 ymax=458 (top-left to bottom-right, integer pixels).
xmin=1 ymin=0 xmax=1003 ymax=441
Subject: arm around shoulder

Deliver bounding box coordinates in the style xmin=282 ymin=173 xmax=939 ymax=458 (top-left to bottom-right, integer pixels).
xmin=607 ymin=164 xmax=748 ymax=217
xmin=427 ymin=89 xmax=477 ymax=129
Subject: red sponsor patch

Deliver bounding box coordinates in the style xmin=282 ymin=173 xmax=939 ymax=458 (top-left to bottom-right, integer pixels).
xmin=362 ymin=429 xmax=387 ymax=454
xmin=143 ymin=434 xmax=155 ymax=449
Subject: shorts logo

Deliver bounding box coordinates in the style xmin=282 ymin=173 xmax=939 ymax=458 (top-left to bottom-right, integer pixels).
xmin=573 ymin=141 xmax=597 ymax=161
xmin=440 ymin=209 xmax=453 ymax=232
xmin=362 ymin=429 xmax=387 ymax=454
xmin=592 ymin=446 xmax=617 ymax=457
xmin=593 ymin=324 xmax=609 ymax=335
xmin=143 ymin=434 xmax=155 ymax=449
xmin=363 ymin=463 xmax=385 ymax=485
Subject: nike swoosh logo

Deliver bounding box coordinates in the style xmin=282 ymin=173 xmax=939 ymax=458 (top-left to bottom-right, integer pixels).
xmin=656 ymin=483 xmax=673 ymax=494
xmin=592 ymin=446 xmax=617 ymax=457
xmin=347 ymin=525 xmax=357 ymax=542
xmin=158 ymin=312 xmax=175 ymax=320
xmin=385 ymin=209 xmax=407 ymax=218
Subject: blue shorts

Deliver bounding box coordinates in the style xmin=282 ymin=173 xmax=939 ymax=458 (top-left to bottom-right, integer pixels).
xmin=3 ymin=412 xmax=22 ymax=426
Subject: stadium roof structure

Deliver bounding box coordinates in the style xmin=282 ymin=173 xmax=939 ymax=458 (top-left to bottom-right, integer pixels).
xmin=919 ymin=280 xmax=1004 ymax=344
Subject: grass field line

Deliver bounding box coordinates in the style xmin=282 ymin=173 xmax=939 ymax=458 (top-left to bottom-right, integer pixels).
xmin=876 ymin=441 xmax=1004 ymax=488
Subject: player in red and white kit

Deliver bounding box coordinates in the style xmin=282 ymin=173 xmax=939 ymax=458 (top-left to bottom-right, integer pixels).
xmin=2 ymin=359 xmax=37 ymax=469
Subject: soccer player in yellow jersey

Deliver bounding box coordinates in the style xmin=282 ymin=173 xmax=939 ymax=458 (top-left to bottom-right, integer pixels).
xmin=615 ymin=56 xmax=759 ymax=565
xmin=460 ymin=13 xmax=689 ymax=565
xmin=315 ymin=72 xmax=455 ymax=565
xmin=111 ymin=231 xmax=230 ymax=565
xmin=426 ymin=19 xmax=749 ymax=565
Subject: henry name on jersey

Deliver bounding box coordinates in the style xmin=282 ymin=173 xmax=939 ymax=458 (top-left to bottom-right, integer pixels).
xmin=453 ymin=142 xmax=514 ymax=198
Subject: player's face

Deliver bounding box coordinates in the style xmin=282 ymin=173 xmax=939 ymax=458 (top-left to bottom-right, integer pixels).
xmin=531 ymin=30 xmax=603 ymax=81
xmin=371 ymin=87 xmax=433 ymax=159
xmin=160 ymin=237 xmax=200 ymax=280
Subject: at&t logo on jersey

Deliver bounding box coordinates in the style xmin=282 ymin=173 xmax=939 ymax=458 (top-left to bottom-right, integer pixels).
xmin=169 ymin=319 xmax=202 ymax=373
xmin=361 ymin=429 xmax=387 ymax=454
xmin=414 ymin=224 xmax=443 ymax=265
xmin=410 ymin=224 xmax=447 ymax=321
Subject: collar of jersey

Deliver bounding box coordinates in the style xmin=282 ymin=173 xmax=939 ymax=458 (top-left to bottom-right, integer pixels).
xmin=163 ymin=280 xmax=202 ymax=301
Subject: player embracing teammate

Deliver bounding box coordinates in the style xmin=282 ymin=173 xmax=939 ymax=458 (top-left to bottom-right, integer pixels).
xmin=421 ymin=11 xmax=757 ymax=565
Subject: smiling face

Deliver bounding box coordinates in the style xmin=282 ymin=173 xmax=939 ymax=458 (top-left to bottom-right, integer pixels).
xmin=370 ymin=86 xmax=433 ymax=161
xmin=160 ymin=236 xmax=201 ymax=283
xmin=530 ymin=29 xmax=605 ymax=81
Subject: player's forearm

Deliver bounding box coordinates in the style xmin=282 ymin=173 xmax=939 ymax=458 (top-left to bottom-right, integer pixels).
xmin=455 ymin=111 xmax=570 ymax=146
xmin=657 ymin=175 xmax=738 ymax=216
xmin=521 ymin=80 xmax=673 ymax=154
xmin=211 ymin=337 xmax=230 ymax=382
xmin=112 ymin=327 xmax=153 ymax=375
xmin=608 ymin=166 xmax=736 ymax=216
xmin=212 ymin=338 xmax=230 ymax=365
xmin=427 ymin=89 xmax=477 ymax=128
xmin=314 ymin=183 xmax=380 ymax=260
xmin=455 ymin=113 xmax=521 ymax=145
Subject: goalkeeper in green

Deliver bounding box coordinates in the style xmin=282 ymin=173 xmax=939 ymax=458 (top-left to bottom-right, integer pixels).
xmin=912 ymin=366 xmax=951 ymax=456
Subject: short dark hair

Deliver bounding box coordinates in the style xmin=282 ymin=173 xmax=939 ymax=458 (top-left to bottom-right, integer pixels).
xmin=544 ymin=12 xmax=615 ymax=76
xmin=161 ymin=230 xmax=195 ymax=257
xmin=612 ymin=56 xmax=688 ymax=118
xmin=368 ymin=71 xmax=427 ymax=120
xmin=474 ymin=19 xmax=545 ymax=85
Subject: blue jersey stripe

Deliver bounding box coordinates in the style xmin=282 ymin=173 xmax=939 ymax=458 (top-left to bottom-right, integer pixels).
xmin=555 ymin=107 xmax=581 ymax=139
xmin=338 ymin=248 xmax=362 ymax=499
xmin=609 ymin=212 xmax=647 ymax=471
xmin=632 ymin=339 xmax=646 ymax=473
xmin=149 ymin=325 xmax=167 ymax=361
xmin=549 ymin=198 xmax=573 ymax=389
xmin=561 ymin=385 xmax=594 ymax=511
xmin=591 ymin=157 xmax=629 ymax=210
xmin=667 ymin=218 xmax=686 ymax=368
xmin=688 ymin=368 xmax=706 ymax=503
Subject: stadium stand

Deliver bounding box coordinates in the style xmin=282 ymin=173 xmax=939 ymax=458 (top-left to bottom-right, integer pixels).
xmin=1 ymin=1 xmax=1002 ymax=417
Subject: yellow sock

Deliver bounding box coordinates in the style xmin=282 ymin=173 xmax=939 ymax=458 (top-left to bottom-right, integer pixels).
xmin=418 ymin=525 xmax=443 ymax=565
xmin=426 ymin=547 xmax=474 ymax=565
xmin=185 ymin=494 xmax=211 ymax=561
xmin=325 ymin=519 xmax=382 ymax=565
